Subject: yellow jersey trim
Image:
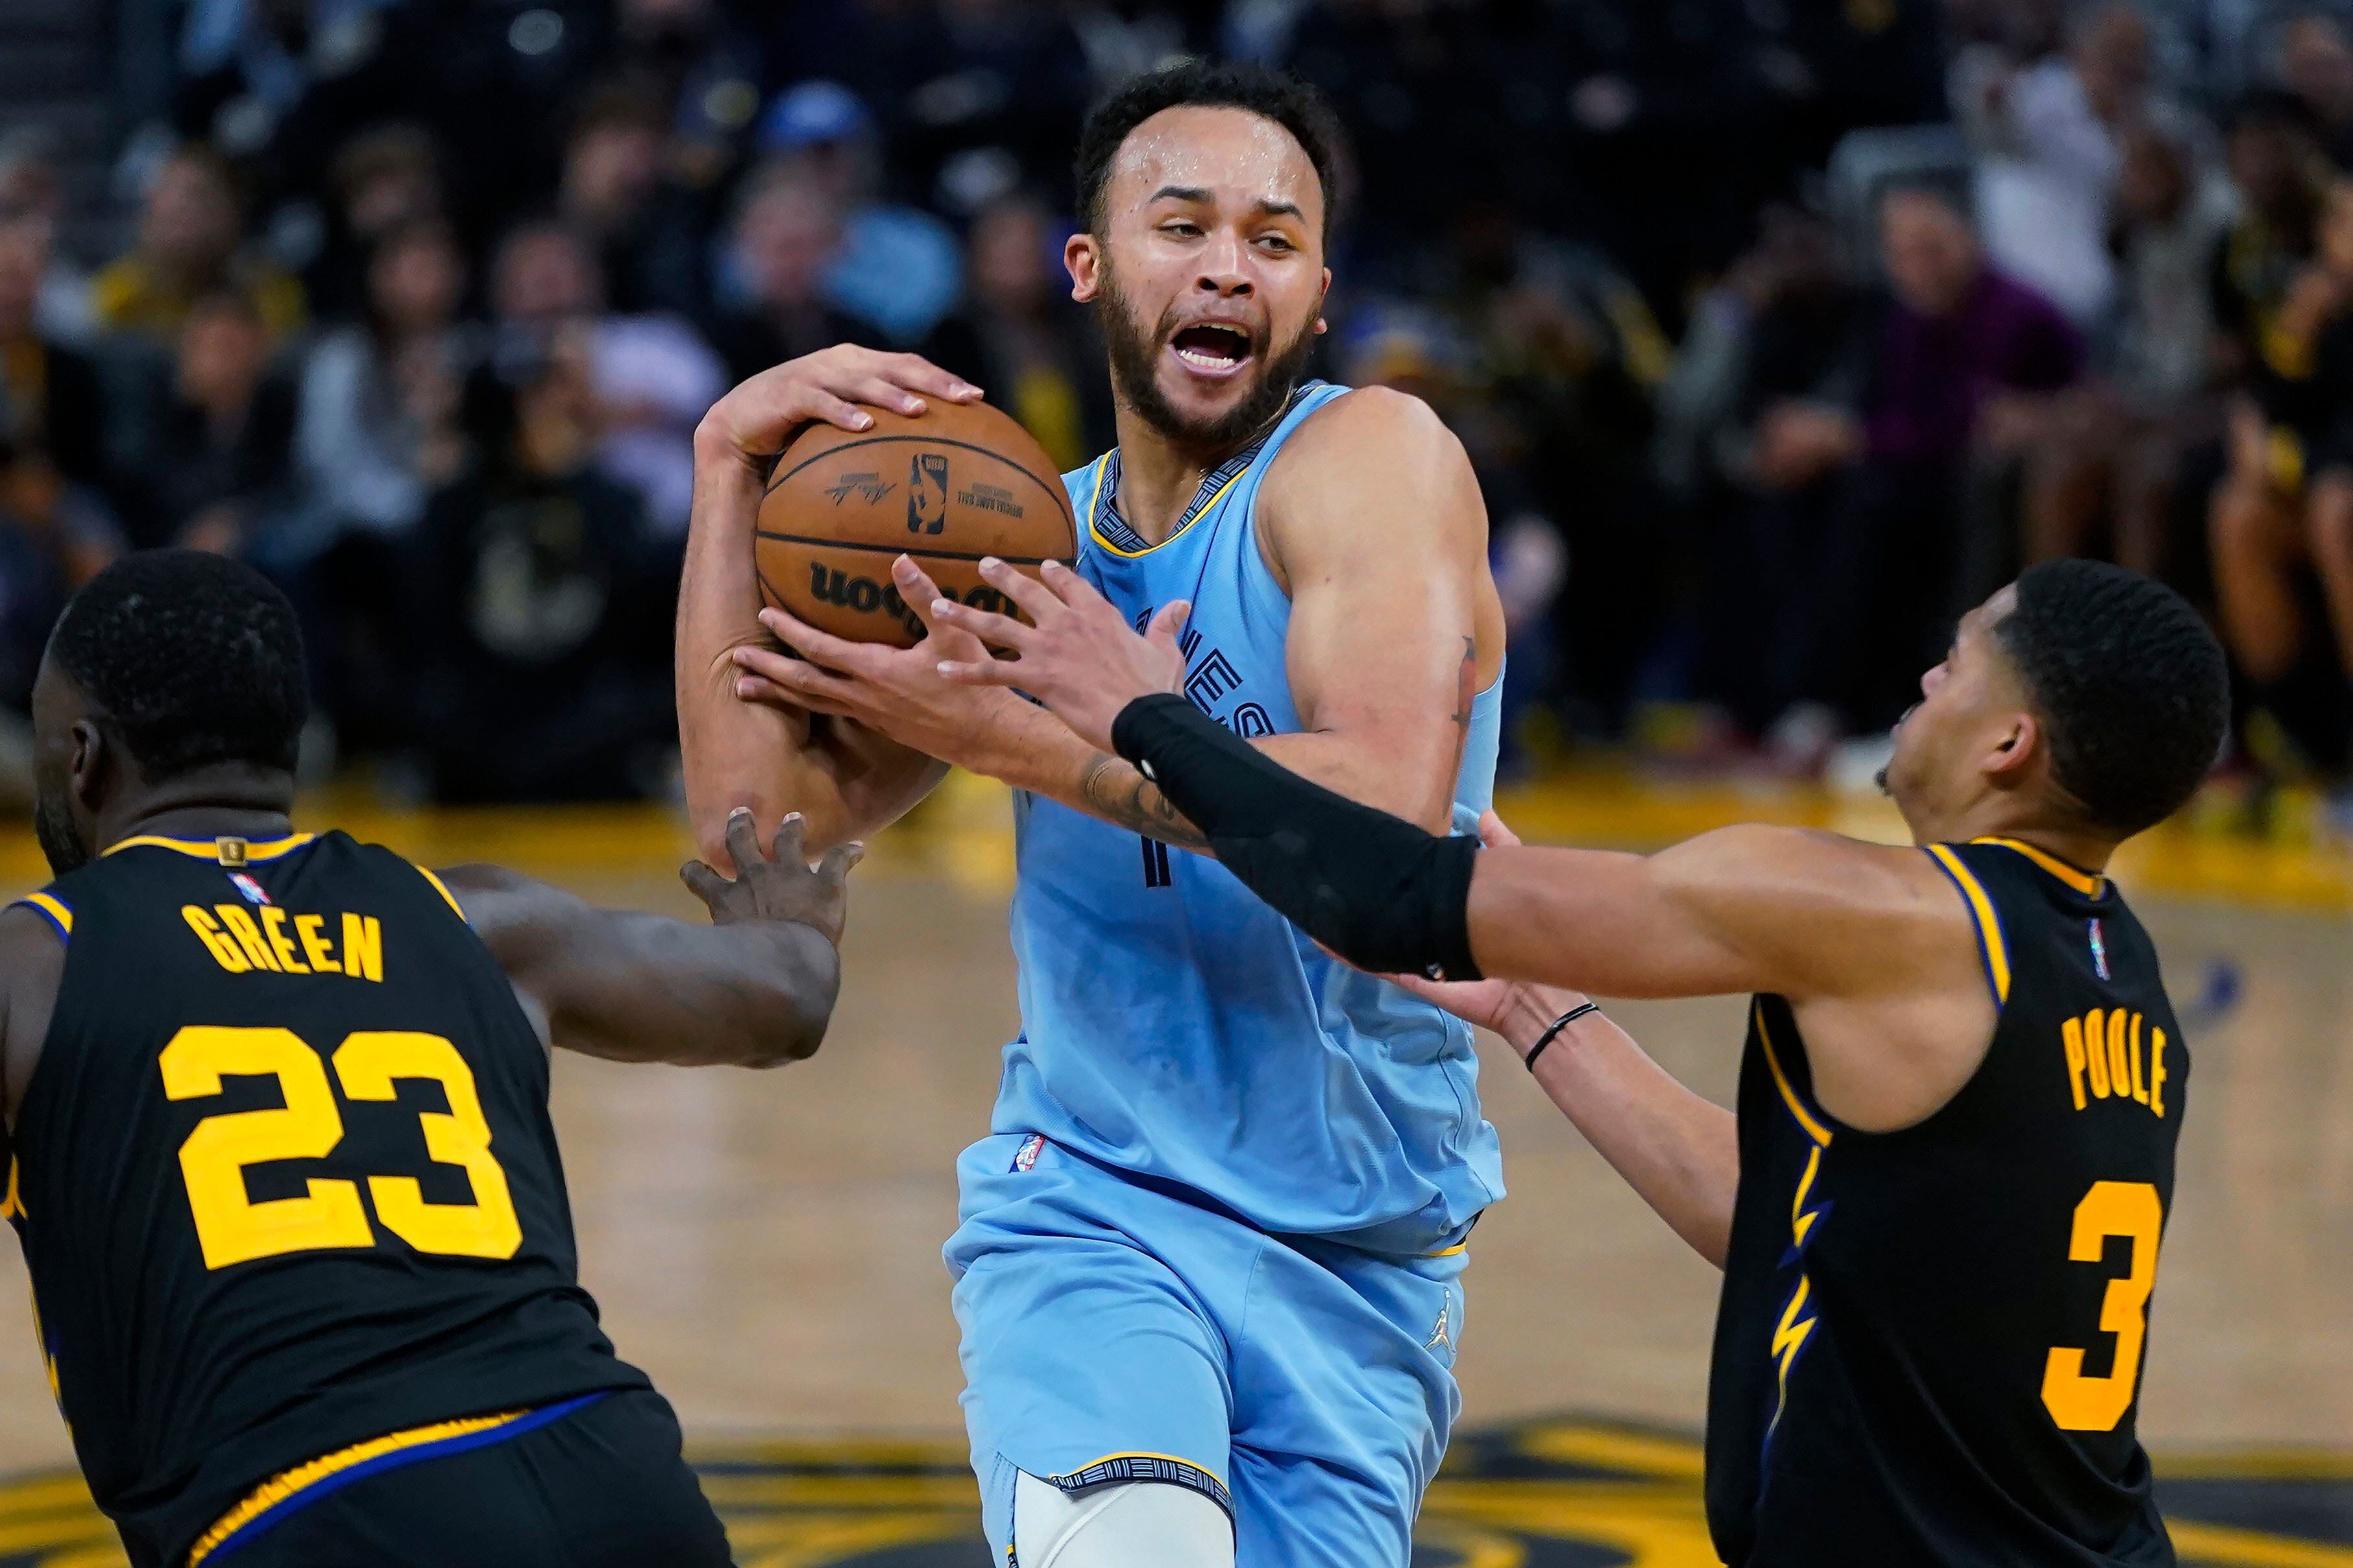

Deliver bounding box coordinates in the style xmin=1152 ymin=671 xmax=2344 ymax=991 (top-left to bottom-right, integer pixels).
xmin=1754 ymin=1002 xmax=1833 ymax=1148
xmin=1928 ymin=845 xmax=2012 ymax=1006
xmin=103 ymin=832 xmax=316 ymax=863
xmin=1086 ymin=457 xmax=1253 ymax=560
xmin=185 ymin=1408 xmax=531 ymax=1566
xmin=412 ymin=864 xmax=467 ymax=923
xmin=1 ymin=1156 xmax=20 ymax=1223
xmin=1971 ymin=836 xmax=2105 ymax=898
xmin=1426 ymin=1242 xmax=1469 ymax=1257
xmin=17 ymin=893 xmax=70 ymax=937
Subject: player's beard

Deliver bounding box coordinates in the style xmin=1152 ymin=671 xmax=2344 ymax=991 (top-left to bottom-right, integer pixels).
xmin=1095 ymin=265 xmax=1321 ymax=452
xmin=32 ymin=784 xmax=87 ymax=877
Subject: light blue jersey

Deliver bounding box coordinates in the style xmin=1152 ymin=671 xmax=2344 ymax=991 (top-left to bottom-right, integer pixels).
xmin=993 ymin=380 xmax=1506 ymax=1252
xmin=948 ymin=382 xmax=1507 ymax=1564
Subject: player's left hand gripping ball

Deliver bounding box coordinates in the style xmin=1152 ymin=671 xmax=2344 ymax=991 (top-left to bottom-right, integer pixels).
xmin=933 ymin=557 xmax=1190 ymax=754
xmin=731 ymin=555 xmax=1020 ymax=770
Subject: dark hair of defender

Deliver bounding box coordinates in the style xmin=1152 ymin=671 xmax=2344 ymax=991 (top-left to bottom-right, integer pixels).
xmin=1072 ymin=60 xmax=1349 ymax=242
xmin=1995 ymin=558 xmax=2229 ymax=836
xmin=47 ymin=549 xmax=308 ymax=782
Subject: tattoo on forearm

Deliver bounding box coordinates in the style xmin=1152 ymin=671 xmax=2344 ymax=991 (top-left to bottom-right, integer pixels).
xmin=1080 ymin=751 xmax=1212 ymax=850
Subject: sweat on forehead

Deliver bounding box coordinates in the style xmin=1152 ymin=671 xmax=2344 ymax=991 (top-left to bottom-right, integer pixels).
xmin=1105 ymin=107 xmax=1324 ymax=224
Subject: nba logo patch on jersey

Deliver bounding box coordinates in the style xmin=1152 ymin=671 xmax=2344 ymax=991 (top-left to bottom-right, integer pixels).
xmin=227 ymin=872 xmax=271 ymax=906
xmin=1010 ymin=1134 xmax=1045 ymax=1174
xmin=2088 ymin=919 xmax=2110 ymax=980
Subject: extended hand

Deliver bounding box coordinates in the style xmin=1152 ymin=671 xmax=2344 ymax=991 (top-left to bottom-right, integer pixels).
xmin=680 ymin=810 xmax=862 ymax=947
xmin=929 ymin=557 xmax=1189 ymax=754
xmin=729 ymin=555 xmax=1026 ymax=771
xmin=694 ymin=346 xmax=981 ymax=470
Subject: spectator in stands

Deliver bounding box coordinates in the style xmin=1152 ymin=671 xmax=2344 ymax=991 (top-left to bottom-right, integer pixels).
xmin=713 ymin=165 xmax=875 ymax=385
xmin=490 ymin=217 xmax=723 ymax=537
xmin=295 ymin=216 xmax=476 ymax=542
xmin=2212 ymin=92 xmax=2330 ymax=391
xmin=557 ymin=83 xmax=708 ymax=319
xmin=305 ymin=122 xmax=445 ymax=324
xmin=2276 ymin=11 xmax=2353 ymax=169
xmin=1664 ymin=204 xmax=1875 ymax=759
xmin=0 ymin=223 xmax=116 ymax=506
xmin=901 ymin=0 xmax=1093 ymax=208
xmin=2209 ymin=174 xmax=2353 ymax=764
xmin=750 ymin=81 xmax=962 ymax=343
xmin=144 ymin=289 xmax=299 ymax=551
xmin=1339 ymin=300 xmax=1567 ymax=775
xmin=1951 ymin=0 xmax=2162 ymax=329
xmin=612 ymin=0 xmax=768 ymax=191
xmin=2023 ymin=121 xmax=2236 ymax=579
xmin=0 ymin=129 xmax=92 ymax=343
xmin=90 ymin=144 xmax=303 ymax=344
xmin=400 ymin=333 xmax=675 ymax=802
xmin=1420 ymin=198 xmax=1672 ymax=732
xmin=0 ymin=433 xmax=117 ymax=718
xmin=920 ymin=193 xmax=1113 ymax=472
xmin=1724 ymin=185 xmax=2082 ymax=745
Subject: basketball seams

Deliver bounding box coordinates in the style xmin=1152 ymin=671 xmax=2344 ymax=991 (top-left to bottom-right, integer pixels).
xmin=764 ymin=432 xmax=1077 ymax=551
xmin=755 ymin=532 xmax=1058 ymax=567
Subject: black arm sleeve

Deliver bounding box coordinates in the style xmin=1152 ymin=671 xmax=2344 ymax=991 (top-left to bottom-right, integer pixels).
xmin=1110 ymin=694 xmax=1483 ymax=980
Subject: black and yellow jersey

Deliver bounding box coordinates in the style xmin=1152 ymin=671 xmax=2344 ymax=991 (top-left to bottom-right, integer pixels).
xmin=0 ymin=830 xmax=648 ymax=1568
xmin=1705 ymin=838 xmax=2182 ymax=1567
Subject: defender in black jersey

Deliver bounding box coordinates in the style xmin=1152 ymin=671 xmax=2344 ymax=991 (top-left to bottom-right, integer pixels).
xmin=927 ymin=553 xmax=2234 ymax=1565
xmin=0 ymin=553 xmax=858 ymax=1568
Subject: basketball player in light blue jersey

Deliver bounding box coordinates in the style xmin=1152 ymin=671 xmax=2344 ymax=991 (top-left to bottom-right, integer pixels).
xmin=677 ymin=64 xmax=1509 ymax=1567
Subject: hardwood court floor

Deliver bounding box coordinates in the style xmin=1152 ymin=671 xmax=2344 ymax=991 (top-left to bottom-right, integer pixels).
xmin=0 ymin=780 xmax=2348 ymax=1563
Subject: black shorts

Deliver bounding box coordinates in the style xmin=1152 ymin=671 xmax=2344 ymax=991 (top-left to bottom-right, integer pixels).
xmin=211 ymin=1389 xmax=732 ymax=1568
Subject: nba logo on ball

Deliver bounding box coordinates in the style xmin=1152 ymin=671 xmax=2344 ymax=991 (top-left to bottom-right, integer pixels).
xmin=908 ymin=453 xmax=949 ymax=535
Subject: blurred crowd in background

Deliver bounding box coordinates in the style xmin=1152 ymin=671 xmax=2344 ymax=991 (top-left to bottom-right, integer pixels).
xmin=5 ymin=0 xmax=2353 ymax=830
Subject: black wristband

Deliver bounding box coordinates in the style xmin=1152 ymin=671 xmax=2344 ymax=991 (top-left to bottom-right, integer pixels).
xmin=1522 ymin=1002 xmax=1600 ymax=1070
xmin=1110 ymin=693 xmax=1484 ymax=980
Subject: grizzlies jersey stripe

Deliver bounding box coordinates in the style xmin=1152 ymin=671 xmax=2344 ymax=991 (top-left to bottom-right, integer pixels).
xmin=6 ymin=830 xmax=647 ymax=1568
xmin=997 ymin=382 xmax=1507 ymax=1253
xmin=1706 ymin=840 xmax=2182 ymax=1566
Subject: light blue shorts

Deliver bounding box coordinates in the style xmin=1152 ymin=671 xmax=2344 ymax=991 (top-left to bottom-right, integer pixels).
xmin=944 ymin=1133 xmax=1469 ymax=1567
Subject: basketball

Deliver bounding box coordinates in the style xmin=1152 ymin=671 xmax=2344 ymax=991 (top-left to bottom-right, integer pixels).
xmin=755 ymin=402 xmax=1079 ymax=648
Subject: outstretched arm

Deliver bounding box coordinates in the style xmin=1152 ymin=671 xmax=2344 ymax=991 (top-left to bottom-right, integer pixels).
xmin=441 ymin=812 xmax=857 ymax=1068
xmin=1437 ymin=973 xmax=1738 ymax=1267
xmin=679 ymin=348 xmax=979 ymax=865
xmin=734 ymin=387 xmax=1505 ymax=846
xmin=1385 ymin=816 xmax=1736 ymax=1267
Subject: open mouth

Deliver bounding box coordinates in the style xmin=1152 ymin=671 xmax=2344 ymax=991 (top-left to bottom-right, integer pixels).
xmin=1169 ymin=322 xmax=1254 ymax=376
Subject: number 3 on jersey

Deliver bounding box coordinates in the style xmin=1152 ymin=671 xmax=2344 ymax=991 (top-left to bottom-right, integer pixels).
xmin=2042 ymin=1179 xmax=2163 ymax=1432
xmin=159 ymin=1024 xmax=522 ymax=1270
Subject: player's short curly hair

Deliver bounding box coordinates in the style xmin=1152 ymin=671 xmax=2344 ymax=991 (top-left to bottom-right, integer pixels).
xmin=1073 ymin=60 xmax=1348 ymax=242
xmin=47 ymin=549 xmax=307 ymax=782
xmin=1996 ymin=559 xmax=2228 ymax=836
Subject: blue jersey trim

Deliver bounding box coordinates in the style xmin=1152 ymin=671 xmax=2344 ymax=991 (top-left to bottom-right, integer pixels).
xmin=199 ymin=1393 xmax=609 ymax=1563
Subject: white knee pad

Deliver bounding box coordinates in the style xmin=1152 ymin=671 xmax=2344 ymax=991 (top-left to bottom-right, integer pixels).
xmin=1012 ymin=1470 xmax=1234 ymax=1568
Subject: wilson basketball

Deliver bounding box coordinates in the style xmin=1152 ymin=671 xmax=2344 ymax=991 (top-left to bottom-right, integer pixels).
xmin=755 ymin=402 xmax=1079 ymax=648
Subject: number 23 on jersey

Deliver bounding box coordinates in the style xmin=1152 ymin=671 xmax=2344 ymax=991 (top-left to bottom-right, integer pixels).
xmin=159 ymin=1024 xmax=522 ymax=1270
